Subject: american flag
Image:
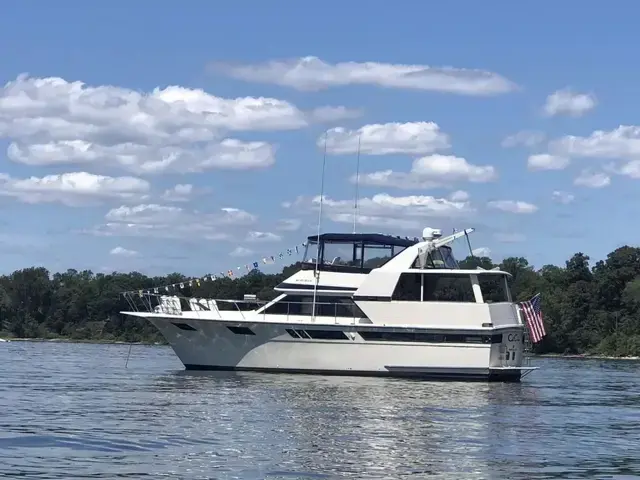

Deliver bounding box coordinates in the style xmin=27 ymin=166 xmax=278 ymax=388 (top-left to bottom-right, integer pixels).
xmin=519 ymin=293 xmax=546 ymax=343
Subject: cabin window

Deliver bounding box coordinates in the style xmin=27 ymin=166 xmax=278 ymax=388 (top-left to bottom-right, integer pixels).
xmin=263 ymin=295 xmax=366 ymax=318
xmin=314 ymin=296 xmax=366 ymax=318
xmin=392 ymin=273 xmax=422 ymax=301
xmin=263 ymin=295 xmax=307 ymax=315
xmin=477 ymin=274 xmax=511 ymax=303
xmin=392 ymin=273 xmax=475 ymax=302
xmin=423 ymin=275 xmax=475 ymax=302
xmin=264 ymin=297 xmax=289 ymax=315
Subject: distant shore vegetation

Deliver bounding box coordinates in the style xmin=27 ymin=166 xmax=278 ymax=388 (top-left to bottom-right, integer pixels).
xmin=1 ymin=247 xmax=640 ymax=357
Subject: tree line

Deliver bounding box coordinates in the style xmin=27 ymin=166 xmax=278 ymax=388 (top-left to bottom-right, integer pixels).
xmin=1 ymin=246 xmax=640 ymax=356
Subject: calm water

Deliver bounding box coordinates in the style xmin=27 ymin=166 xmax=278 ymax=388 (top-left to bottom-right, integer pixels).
xmin=1 ymin=342 xmax=639 ymax=479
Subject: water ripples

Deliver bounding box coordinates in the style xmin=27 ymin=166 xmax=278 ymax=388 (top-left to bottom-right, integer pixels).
xmin=1 ymin=341 xmax=640 ymax=479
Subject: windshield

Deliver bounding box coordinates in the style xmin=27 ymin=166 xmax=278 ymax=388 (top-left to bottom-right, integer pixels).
xmin=412 ymin=246 xmax=459 ymax=269
xmin=303 ymin=239 xmax=407 ymax=269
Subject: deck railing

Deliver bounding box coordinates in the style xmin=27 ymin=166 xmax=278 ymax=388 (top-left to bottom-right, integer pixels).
xmin=255 ymin=299 xmax=366 ymax=325
xmin=121 ymin=292 xmax=367 ymax=325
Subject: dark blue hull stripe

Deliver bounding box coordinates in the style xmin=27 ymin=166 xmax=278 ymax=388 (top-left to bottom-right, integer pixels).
xmin=182 ymin=365 xmax=521 ymax=382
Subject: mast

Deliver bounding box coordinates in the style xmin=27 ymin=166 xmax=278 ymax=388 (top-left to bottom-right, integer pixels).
xmin=312 ymin=131 xmax=328 ymax=321
xmin=352 ymin=133 xmax=361 ymax=234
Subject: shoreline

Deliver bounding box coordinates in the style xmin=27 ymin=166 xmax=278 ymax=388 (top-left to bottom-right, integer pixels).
xmin=2 ymin=337 xmax=639 ymax=360
xmin=535 ymin=353 xmax=640 ymax=361
xmin=0 ymin=337 xmax=163 ymax=346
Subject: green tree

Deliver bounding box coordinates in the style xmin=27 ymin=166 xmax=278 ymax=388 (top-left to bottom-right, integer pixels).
xmin=0 ymin=243 xmax=639 ymax=356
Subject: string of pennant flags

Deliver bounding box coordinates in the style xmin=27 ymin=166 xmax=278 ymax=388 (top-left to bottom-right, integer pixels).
xmin=126 ymin=241 xmax=310 ymax=296
xmin=124 ymin=232 xmax=432 ymax=297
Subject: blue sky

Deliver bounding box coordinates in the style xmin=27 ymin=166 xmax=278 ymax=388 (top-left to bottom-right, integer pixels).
xmin=1 ymin=1 xmax=639 ymax=277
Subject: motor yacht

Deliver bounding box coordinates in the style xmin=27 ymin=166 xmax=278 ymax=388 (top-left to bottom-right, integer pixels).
xmin=121 ymin=227 xmax=536 ymax=381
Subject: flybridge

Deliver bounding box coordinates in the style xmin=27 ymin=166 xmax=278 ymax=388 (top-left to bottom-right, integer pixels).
xmin=300 ymin=232 xmax=420 ymax=274
xmin=299 ymin=227 xmax=477 ymax=274
xmin=305 ymin=233 xmax=420 ymax=247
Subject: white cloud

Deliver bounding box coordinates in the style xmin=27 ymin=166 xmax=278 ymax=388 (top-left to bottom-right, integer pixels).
xmin=412 ymin=155 xmax=496 ymax=181
xmin=330 ymin=213 xmax=422 ymax=230
xmin=356 ymin=154 xmax=496 ymax=190
xmin=574 ymin=170 xmax=611 ymax=188
xmin=246 ymin=231 xmax=282 ymax=242
xmin=287 ymin=193 xmax=473 ymax=230
xmin=105 ymin=204 xmax=182 ymax=224
xmin=276 ymin=219 xmax=302 ymax=231
xmin=487 ymin=200 xmax=538 ymax=214
xmin=527 ymin=153 xmax=570 ymax=171
xmin=472 ymin=247 xmax=491 ymax=258
xmin=109 ymin=246 xmax=138 ymax=257
xmin=230 ymin=246 xmax=254 ymax=257
xmin=308 ymin=106 xmax=363 ymax=123
xmin=449 ymin=190 xmax=469 ymax=202
xmin=543 ymin=88 xmax=597 ymax=117
xmin=549 ymin=126 xmax=640 ymax=159
xmin=162 ymin=184 xmax=194 ymax=202
xmin=211 ymin=56 xmax=518 ymax=95
xmin=552 ymin=191 xmax=575 ymax=204
xmin=0 ymin=74 xmax=351 ymax=174
xmin=615 ymin=160 xmax=640 ymax=179
xmin=7 ymin=137 xmax=277 ymax=174
xmin=0 ymin=171 xmax=149 ymax=206
xmin=501 ymin=130 xmax=546 ymax=148
xmin=90 ymin=203 xmax=256 ymax=240
xmin=494 ymin=233 xmax=526 ymax=243
xmin=321 ymin=122 xmax=450 ymax=156
xmin=546 ymin=126 xmax=640 ymax=181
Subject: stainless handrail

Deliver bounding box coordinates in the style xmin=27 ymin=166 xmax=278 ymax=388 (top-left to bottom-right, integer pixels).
xmin=121 ymin=292 xmax=363 ymax=325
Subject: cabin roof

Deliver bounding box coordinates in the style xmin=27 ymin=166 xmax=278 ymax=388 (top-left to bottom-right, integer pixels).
xmin=404 ymin=268 xmax=512 ymax=276
xmin=306 ymin=232 xmax=419 ymax=247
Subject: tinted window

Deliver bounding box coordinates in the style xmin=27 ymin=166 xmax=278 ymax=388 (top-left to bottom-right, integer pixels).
xmin=478 ymin=275 xmax=510 ymax=303
xmin=264 ymin=295 xmax=366 ymax=318
xmin=363 ymin=244 xmax=397 ymax=268
xmin=392 ymin=273 xmax=422 ymax=301
xmin=264 ymin=295 xmax=306 ymax=315
xmin=227 ymin=326 xmax=255 ymax=335
xmin=305 ymin=329 xmax=349 ymax=340
xmin=314 ymin=297 xmax=366 ymax=318
xmin=359 ymin=331 xmax=492 ymax=343
xmin=321 ymin=241 xmax=363 ymax=268
xmin=423 ymin=275 xmax=475 ymax=302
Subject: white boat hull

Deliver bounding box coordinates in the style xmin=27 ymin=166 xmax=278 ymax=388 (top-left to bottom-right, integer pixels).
xmin=145 ymin=316 xmax=529 ymax=382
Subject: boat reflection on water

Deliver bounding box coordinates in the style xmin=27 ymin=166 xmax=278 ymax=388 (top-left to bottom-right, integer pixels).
xmin=150 ymin=370 xmax=541 ymax=477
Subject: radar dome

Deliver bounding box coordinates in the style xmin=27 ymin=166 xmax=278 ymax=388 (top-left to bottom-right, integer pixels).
xmin=422 ymin=227 xmax=442 ymax=240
